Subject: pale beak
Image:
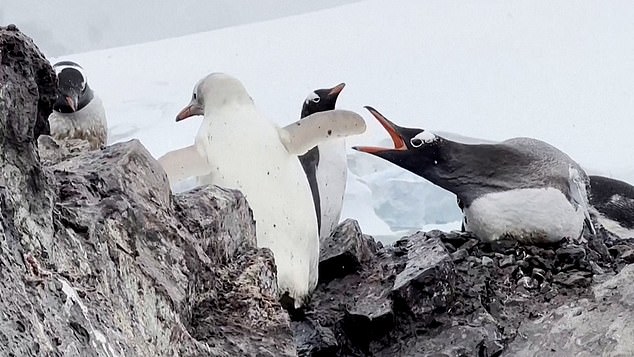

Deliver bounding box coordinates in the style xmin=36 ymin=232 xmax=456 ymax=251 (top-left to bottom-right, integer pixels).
xmin=175 ymin=102 xmax=204 ymax=122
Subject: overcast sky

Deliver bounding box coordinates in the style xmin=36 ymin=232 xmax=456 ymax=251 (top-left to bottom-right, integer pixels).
xmin=1 ymin=0 xmax=361 ymax=56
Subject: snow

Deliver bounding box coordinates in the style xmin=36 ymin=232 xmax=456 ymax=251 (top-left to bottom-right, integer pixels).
xmin=4 ymin=0 xmax=362 ymax=56
xmin=52 ymin=0 xmax=634 ymax=243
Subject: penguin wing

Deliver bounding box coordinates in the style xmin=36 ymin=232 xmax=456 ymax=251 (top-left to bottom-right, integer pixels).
xmin=568 ymin=165 xmax=596 ymax=235
xmin=278 ymin=110 xmax=366 ymax=155
xmin=158 ymin=145 xmax=211 ymax=185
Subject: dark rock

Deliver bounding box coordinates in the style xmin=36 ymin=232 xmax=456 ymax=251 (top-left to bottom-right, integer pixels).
xmin=517 ymin=277 xmax=539 ymax=290
xmin=556 ymin=246 xmax=586 ymax=265
xmin=319 ymin=219 xmax=378 ymax=283
xmin=552 ymin=271 xmax=591 ymax=288
xmin=0 ymin=28 xmax=294 ymax=357
xmin=395 ymin=313 xmax=504 ymax=357
xmin=505 ymin=264 xmax=634 ymax=355
xmin=609 ymin=244 xmax=634 ymax=264
xmin=390 ymin=233 xmax=454 ymax=321
xmin=481 ymin=256 xmax=494 ymax=266
xmin=294 ymin=319 xmax=338 ymax=357
xmin=0 ymin=25 xmax=53 ymax=140
xmin=621 ymin=249 xmax=634 ymax=264
xmin=499 ymin=255 xmax=515 ymax=268
xmin=344 ymin=283 xmax=394 ymax=343
xmin=451 ymin=248 xmax=468 ymax=262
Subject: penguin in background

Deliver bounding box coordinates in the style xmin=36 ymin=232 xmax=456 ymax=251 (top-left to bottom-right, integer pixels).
xmin=588 ymin=175 xmax=634 ymax=238
xmin=49 ymin=61 xmax=108 ymax=149
xmin=298 ymin=82 xmax=348 ymax=241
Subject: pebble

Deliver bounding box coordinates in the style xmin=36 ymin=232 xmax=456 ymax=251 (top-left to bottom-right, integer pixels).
xmin=499 ymin=256 xmax=515 ymax=268
xmin=517 ymin=277 xmax=538 ymax=290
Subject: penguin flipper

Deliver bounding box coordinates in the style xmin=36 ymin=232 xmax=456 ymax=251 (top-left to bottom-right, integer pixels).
xmin=278 ymin=110 xmax=366 ymax=155
xmin=568 ymin=165 xmax=596 ymax=235
xmin=158 ymin=145 xmax=211 ymax=185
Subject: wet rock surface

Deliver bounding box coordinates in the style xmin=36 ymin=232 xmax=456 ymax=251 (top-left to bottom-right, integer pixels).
xmin=1 ymin=27 xmax=294 ymax=357
xmin=296 ymin=225 xmax=634 ymax=356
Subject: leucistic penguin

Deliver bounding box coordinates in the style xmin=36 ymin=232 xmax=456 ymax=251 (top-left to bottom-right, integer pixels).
xmin=298 ymin=82 xmax=348 ymax=240
xmin=588 ymin=175 xmax=634 ymax=238
xmin=353 ymin=106 xmax=596 ymax=243
xmin=49 ymin=61 xmax=107 ymax=149
xmin=158 ymin=73 xmax=366 ymax=306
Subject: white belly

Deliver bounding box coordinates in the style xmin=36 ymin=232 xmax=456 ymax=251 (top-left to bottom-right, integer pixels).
xmin=464 ymin=187 xmax=585 ymax=243
xmin=197 ymin=120 xmax=319 ymax=303
xmin=48 ymin=96 xmax=108 ymax=149
xmin=316 ymin=139 xmax=347 ymax=239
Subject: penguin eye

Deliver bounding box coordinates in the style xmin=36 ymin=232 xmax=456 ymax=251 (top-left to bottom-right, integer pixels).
xmin=312 ymin=97 xmax=320 ymax=103
xmin=193 ymin=92 xmax=197 ymax=100
xmin=411 ymin=131 xmax=436 ymax=147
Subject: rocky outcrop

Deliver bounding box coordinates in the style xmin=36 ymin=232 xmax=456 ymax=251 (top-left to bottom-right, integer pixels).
xmin=1 ymin=26 xmax=294 ymax=357
xmin=297 ymin=223 xmax=634 ymax=356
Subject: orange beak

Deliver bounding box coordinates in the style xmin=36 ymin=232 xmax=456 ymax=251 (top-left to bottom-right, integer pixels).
xmin=353 ymin=106 xmax=407 ymax=154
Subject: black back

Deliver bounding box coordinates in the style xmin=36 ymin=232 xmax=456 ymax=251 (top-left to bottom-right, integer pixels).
xmin=589 ymin=175 xmax=634 ymax=229
xmin=298 ymin=87 xmax=342 ymax=231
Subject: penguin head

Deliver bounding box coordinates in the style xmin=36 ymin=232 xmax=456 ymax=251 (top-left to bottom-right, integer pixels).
xmin=52 ymin=61 xmax=93 ymax=113
xmin=176 ymin=73 xmax=253 ymax=121
xmin=353 ymin=106 xmax=442 ymax=175
xmin=301 ymin=82 xmax=345 ymax=118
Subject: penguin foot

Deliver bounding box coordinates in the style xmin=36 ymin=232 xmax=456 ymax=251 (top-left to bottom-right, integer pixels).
xmin=279 ymin=292 xmax=308 ymax=321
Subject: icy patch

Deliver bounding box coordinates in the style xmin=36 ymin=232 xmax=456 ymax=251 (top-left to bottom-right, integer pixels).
xmin=422 ymin=220 xmax=462 ymax=232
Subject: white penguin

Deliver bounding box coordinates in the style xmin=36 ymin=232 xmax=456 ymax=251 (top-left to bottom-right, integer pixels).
xmin=158 ymin=73 xmax=366 ymax=306
xmin=49 ymin=61 xmax=108 ymax=149
xmin=298 ymin=83 xmax=348 ymax=241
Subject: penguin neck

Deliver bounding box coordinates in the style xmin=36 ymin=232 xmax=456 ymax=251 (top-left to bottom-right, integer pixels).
xmin=77 ymin=86 xmax=94 ymax=111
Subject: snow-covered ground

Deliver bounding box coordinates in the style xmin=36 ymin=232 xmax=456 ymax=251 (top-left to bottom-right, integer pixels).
xmin=3 ymin=0 xmax=361 ymax=56
xmin=52 ymin=0 xmax=634 ymax=243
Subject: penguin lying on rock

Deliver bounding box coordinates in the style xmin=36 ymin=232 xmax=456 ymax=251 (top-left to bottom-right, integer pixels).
xmin=354 ymin=106 xmax=596 ymax=244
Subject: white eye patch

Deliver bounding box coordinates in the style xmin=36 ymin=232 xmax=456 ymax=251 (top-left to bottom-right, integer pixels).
xmin=410 ymin=131 xmax=436 ymax=147
xmin=305 ymin=91 xmax=320 ymax=104
xmin=54 ymin=63 xmax=87 ymax=90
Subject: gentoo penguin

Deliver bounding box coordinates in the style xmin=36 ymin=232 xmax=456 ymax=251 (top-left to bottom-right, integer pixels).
xmin=353 ymin=106 xmax=595 ymax=243
xmin=588 ymin=175 xmax=634 ymax=238
xmin=49 ymin=61 xmax=108 ymax=150
xmin=298 ymin=82 xmax=347 ymax=240
xmin=158 ymin=73 xmax=366 ymax=306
